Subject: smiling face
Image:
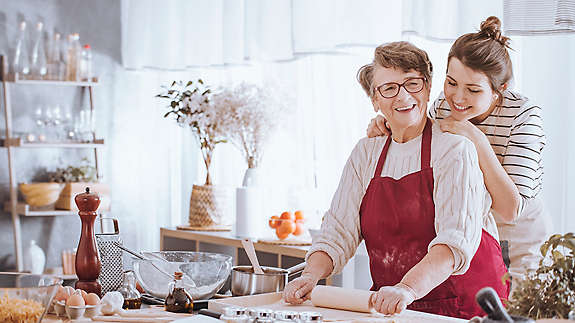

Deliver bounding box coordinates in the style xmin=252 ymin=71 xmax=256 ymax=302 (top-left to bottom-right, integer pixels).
xmin=444 ymin=58 xmax=500 ymax=123
xmin=372 ymin=66 xmax=430 ymax=141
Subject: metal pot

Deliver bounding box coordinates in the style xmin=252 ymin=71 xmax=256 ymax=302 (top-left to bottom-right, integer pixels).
xmin=231 ymin=262 xmax=306 ymax=296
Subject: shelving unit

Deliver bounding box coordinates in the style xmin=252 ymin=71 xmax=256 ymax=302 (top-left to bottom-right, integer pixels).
xmin=0 ymin=55 xmax=105 ymax=271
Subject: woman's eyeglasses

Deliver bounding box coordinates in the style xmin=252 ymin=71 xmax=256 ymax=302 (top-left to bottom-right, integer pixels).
xmin=375 ymin=77 xmax=425 ymax=98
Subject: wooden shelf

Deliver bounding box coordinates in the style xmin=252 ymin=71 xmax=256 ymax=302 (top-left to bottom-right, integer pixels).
xmin=2 ymin=74 xmax=99 ymax=86
xmin=4 ymin=202 xmax=76 ymax=217
xmin=1 ymin=138 xmax=104 ymax=148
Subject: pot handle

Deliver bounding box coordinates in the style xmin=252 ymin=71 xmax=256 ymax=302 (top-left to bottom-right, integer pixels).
xmin=287 ymin=262 xmax=306 ymax=277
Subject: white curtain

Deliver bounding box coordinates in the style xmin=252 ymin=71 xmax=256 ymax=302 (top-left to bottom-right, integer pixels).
xmin=117 ymin=0 xmax=575 ymax=255
xmin=121 ymin=0 xmax=402 ymax=68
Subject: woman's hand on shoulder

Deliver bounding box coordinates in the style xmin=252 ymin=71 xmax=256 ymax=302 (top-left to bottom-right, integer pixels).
xmin=283 ymin=272 xmax=320 ymax=305
xmin=438 ymin=116 xmax=481 ymax=142
xmin=367 ymin=115 xmax=391 ymax=138
xmin=371 ymin=282 xmax=417 ymax=315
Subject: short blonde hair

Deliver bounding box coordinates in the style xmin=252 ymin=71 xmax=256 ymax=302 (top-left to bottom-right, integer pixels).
xmin=357 ymin=41 xmax=433 ymax=97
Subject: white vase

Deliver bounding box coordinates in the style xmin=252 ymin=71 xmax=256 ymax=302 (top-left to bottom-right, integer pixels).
xmin=236 ymin=168 xmax=263 ymax=238
xmin=241 ymin=167 xmax=261 ymax=187
xmin=23 ymin=240 xmax=45 ymax=274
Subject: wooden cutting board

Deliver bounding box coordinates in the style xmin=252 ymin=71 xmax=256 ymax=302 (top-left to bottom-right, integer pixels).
xmin=208 ymin=292 xmax=466 ymax=322
xmin=43 ymin=306 xmax=191 ymax=322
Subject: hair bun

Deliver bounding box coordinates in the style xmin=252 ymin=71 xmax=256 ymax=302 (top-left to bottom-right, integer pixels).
xmin=479 ymin=16 xmax=509 ymax=47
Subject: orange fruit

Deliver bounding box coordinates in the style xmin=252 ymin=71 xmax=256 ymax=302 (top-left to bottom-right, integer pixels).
xmin=268 ymin=215 xmax=280 ymax=229
xmin=276 ymin=227 xmax=290 ymax=240
xmin=294 ymin=210 xmax=304 ymax=221
xmin=293 ymin=221 xmax=304 ymax=236
xmin=277 ymin=219 xmax=296 ymax=236
xmin=280 ymin=211 xmax=294 ymax=221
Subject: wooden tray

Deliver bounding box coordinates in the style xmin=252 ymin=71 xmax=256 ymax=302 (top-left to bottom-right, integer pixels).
xmin=176 ymin=224 xmax=232 ymax=232
xmin=208 ymin=292 xmax=466 ymax=322
xmin=257 ymin=237 xmax=312 ymax=246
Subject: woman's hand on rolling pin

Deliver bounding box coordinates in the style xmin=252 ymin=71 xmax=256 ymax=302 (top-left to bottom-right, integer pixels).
xmin=367 ymin=115 xmax=391 ymax=138
xmin=371 ymin=282 xmax=417 ymax=315
xmin=283 ymin=273 xmax=319 ymax=305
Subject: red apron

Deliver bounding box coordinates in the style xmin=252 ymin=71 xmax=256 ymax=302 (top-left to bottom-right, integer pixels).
xmin=359 ymin=120 xmax=509 ymax=319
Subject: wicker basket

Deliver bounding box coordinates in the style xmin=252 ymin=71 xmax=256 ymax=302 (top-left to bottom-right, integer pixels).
xmin=189 ymin=184 xmax=232 ymax=227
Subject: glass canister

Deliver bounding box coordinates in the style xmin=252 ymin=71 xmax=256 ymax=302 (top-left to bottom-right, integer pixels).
xmin=220 ymin=306 xmax=249 ymax=323
xmin=298 ymin=311 xmax=323 ymax=323
xmin=273 ymin=311 xmax=299 ymax=323
xmin=254 ymin=308 xmax=274 ymax=323
xmin=117 ymin=270 xmax=142 ymax=309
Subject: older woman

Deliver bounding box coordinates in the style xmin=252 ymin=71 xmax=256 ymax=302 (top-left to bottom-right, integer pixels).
xmin=283 ymin=41 xmax=509 ymax=319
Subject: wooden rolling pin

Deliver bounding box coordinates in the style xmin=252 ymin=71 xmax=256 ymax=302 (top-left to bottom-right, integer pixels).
xmin=310 ymin=285 xmax=375 ymax=313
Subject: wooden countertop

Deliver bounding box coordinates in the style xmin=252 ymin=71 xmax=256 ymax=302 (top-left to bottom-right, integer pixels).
xmin=161 ymin=227 xmax=310 ymax=259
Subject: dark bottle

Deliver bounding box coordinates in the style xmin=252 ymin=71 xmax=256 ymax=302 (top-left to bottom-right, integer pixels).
xmin=165 ymin=272 xmax=193 ymax=313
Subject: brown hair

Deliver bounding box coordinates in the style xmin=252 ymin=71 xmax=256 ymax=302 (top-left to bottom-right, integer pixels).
xmin=448 ymin=16 xmax=512 ymax=98
xmin=357 ymin=41 xmax=433 ymax=97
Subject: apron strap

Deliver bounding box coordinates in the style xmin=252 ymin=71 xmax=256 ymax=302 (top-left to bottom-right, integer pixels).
xmin=421 ymin=119 xmax=432 ymax=169
xmin=374 ymin=135 xmax=393 ymax=179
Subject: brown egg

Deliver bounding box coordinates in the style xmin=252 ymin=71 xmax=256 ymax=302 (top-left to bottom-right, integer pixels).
xmin=85 ymin=293 xmax=100 ymax=306
xmin=66 ymin=293 xmax=86 ymax=307
xmin=54 ymin=285 xmax=69 ymax=301
xmin=78 ymin=289 xmax=88 ymax=300
xmin=64 ymin=286 xmax=75 ymax=296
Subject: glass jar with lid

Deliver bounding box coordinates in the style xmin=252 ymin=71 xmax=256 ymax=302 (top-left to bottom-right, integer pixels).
xmin=220 ymin=306 xmax=249 ymax=323
xmin=298 ymin=311 xmax=323 ymax=323
xmin=273 ymin=310 xmax=299 ymax=323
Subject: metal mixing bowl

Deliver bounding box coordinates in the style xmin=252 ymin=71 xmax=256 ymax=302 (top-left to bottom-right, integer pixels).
xmin=0 ymin=272 xmax=62 ymax=323
xmin=132 ymin=251 xmax=232 ymax=300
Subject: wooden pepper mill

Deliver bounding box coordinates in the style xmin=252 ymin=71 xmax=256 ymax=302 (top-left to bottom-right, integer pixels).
xmin=74 ymin=187 xmax=102 ymax=296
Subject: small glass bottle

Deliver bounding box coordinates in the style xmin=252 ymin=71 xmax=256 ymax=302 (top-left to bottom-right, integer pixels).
xmin=30 ymin=22 xmax=47 ymax=79
xmin=47 ymin=33 xmax=63 ymax=80
xmin=220 ymin=307 xmax=249 ymax=323
xmin=79 ymin=44 xmax=93 ymax=81
xmin=65 ymin=33 xmax=81 ymax=81
xmin=13 ymin=21 xmax=30 ymax=79
xmin=164 ymin=272 xmax=193 ymax=313
xmin=118 ymin=270 xmax=142 ymax=309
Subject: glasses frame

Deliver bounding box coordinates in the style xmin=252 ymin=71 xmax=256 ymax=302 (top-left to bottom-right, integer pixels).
xmin=375 ymin=77 xmax=426 ymax=99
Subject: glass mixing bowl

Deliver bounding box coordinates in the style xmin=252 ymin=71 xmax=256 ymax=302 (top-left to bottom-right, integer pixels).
xmin=132 ymin=251 xmax=232 ymax=300
xmin=0 ymin=272 xmax=62 ymax=323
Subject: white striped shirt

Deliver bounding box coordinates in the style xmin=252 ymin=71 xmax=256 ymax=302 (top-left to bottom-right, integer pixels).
xmin=430 ymin=90 xmax=546 ymax=203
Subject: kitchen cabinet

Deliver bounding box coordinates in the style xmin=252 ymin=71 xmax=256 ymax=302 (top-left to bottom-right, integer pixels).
xmin=0 ymin=55 xmax=105 ymax=271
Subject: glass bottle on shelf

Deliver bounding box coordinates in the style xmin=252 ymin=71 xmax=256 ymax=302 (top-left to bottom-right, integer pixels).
xmin=12 ymin=21 xmax=30 ymax=79
xmin=117 ymin=270 xmax=142 ymax=309
xmin=66 ymin=33 xmax=81 ymax=81
xmin=164 ymin=272 xmax=193 ymax=313
xmin=30 ymin=22 xmax=47 ymax=79
xmin=47 ymin=33 xmax=63 ymax=81
xmin=79 ymin=44 xmax=93 ymax=82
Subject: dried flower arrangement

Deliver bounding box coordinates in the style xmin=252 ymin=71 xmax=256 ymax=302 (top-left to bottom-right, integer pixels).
xmin=156 ymin=79 xmax=227 ymax=185
xmin=506 ymin=232 xmax=575 ymax=319
xmin=212 ymin=83 xmax=283 ymax=169
xmin=46 ymin=159 xmax=97 ymax=183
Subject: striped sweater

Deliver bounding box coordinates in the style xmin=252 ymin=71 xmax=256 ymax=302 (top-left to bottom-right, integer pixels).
xmin=430 ymin=90 xmax=545 ymax=205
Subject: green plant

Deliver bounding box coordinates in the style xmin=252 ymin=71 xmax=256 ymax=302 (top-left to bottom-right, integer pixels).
xmin=47 ymin=159 xmax=97 ymax=183
xmin=506 ymin=232 xmax=575 ymax=319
